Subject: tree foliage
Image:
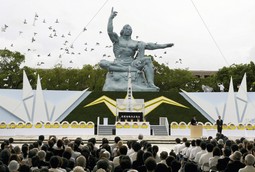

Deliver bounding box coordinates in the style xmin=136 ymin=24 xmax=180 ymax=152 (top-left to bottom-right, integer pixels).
xmin=206 ymin=62 xmax=255 ymax=92
xmin=1 ymin=49 xmax=255 ymax=92
xmin=154 ymin=61 xmax=200 ymax=92
xmin=0 ymin=49 xmax=25 ymax=88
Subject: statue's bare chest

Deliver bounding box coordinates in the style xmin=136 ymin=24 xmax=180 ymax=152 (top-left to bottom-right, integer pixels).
xmin=118 ymin=39 xmax=138 ymax=50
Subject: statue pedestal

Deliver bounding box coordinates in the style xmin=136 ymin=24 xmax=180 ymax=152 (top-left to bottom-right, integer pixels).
xmin=102 ymin=71 xmax=158 ymax=92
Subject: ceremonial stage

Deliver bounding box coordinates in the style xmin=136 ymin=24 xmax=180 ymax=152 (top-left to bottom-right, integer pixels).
xmin=0 ymin=72 xmax=254 ymax=139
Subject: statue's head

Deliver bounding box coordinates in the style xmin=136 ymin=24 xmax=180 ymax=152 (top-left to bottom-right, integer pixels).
xmin=120 ymin=24 xmax=132 ymax=36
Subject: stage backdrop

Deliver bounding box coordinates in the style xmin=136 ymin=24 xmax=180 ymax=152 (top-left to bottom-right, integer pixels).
xmin=64 ymin=91 xmax=207 ymax=125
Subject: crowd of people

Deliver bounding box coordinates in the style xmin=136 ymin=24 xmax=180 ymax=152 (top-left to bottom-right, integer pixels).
xmin=0 ymin=133 xmax=254 ymax=172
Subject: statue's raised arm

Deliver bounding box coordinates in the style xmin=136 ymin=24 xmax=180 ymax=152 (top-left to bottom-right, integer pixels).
xmin=108 ymin=8 xmax=119 ymax=43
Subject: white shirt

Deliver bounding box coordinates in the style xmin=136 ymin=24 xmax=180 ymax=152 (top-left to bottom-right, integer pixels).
xmin=209 ymin=156 xmax=220 ymax=168
xmin=180 ymin=146 xmax=189 ymax=158
xmin=238 ymin=165 xmax=255 ymax=172
xmin=185 ymin=146 xmax=193 ymax=159
xmin=127 ymin=148 xmax=134 ymax=156
xmin=190 ymin=146 xmax=201 ymax=161
xmin=199 ymin=152 xmax=213 ymax=171
xmin=129 ymin=152 xmax=138 ymax=162
xmin=113 ymin=156 xmax=120 ymax=167
xmin=49 ymin=168 xmax=63 ymax=172
xmin=194 ymin=149 xmax=206 ymax=163
xmin=177 ymin=143 xmax=186 ymax=154
xmin=173 ymin=144 xmax=182 ymax=154
xmin=155 ymin=154 xmax=161 ymax=163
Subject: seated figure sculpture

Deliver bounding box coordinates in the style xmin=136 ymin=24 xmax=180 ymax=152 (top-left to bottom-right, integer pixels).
xmin=99 ymin=8 xmax=174 ymax=91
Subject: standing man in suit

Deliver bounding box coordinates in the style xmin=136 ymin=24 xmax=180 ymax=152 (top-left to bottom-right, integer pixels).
xmin=216 ymin=116 xmax=223 ymax=134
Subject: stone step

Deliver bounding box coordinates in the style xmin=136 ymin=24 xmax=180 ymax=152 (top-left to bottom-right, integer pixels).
xmin=98 ymin=125 xmax=115 ymax=135
xmin=151 ymin=125 xmax=168 ymax=136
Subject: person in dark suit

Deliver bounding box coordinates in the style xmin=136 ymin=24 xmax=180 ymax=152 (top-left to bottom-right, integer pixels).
xmin=216 ymin=116 xmax=223 ymax=134
xmin=224 ymin=151 xmax=245 ymax=172
xmin=191 ymin=116 xmax=197 ymax=125
xmin=216 ymin=147 xmax=231 ymax=171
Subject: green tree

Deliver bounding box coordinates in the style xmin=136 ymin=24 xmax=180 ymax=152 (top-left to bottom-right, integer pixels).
xmin=0 ymin=49 xmax=25 ymax=88
xmin=215 ymin=62 xmax=255 ymax=91
xmin=153 ymin=60 xmax=199 ymax=92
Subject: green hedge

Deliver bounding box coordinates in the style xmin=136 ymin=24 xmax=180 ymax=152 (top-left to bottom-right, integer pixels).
xmin=64 ymin=91 xmax=208 ymax=125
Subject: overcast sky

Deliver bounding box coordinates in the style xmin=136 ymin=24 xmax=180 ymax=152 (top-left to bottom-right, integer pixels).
xmin=1 ymin=0 xmax=255 ymax=71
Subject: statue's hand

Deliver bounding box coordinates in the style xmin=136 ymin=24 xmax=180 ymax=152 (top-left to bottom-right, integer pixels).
xmin=110 ymin=7 xmax=118 ymax=19
xmin=167 ymin=43 xmax=174 ymax=47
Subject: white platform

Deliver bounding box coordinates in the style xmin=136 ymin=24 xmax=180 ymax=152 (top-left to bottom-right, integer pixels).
xmin=0 ymin=127 xmax=94 ymax=136
xmin=171 ymin=128 xmax=255 ymax=138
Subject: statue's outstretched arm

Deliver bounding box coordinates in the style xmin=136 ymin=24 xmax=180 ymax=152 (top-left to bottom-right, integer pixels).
xmin=108 ymin=7 xmax=118 ymax=43
xmin=145 ymin=42 xmax=174 ymax=50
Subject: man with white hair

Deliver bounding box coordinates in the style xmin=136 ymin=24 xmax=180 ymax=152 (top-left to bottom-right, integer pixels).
xmin=225 ymin=151 xmax=245 ymax=172
xmin=38 ymin=150 xmax=50 ymax=168
xmin=8 ymin=160 xmax=19 ymax=172
xmin=93 ymin=149 xmax=114 ymax=172
xmin=75 ymin=155 xmax=87 ymax=171
xmin=238 ymin=154 xmax=255 ymax=172
xmin=73 ymin=166 xmax=86 ymax=172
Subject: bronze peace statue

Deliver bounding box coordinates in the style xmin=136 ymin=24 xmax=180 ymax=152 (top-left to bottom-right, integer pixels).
xmin=99 ymin=8 xmax=174 ymax=91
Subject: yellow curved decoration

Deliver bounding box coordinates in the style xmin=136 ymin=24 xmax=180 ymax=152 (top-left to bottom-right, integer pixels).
xmin=124 ymin=123 xmax=130 ymax=128
xmin=132 ymin=123 xmax=139 ymax=128
xmin=87 ymin=121 xmax=94 ymax=128
xmin=16 ymin=121 xmax=25 ymax=128
xmin=79 ymin=121 xmax=87 ymax=128
xmin=52 ymin=122 xmax=60 ymax=128
xmin=35 ymin=122 xmax=43 ymax=128
xmin=187 ymin=122 xmax=191 ymax=129
xmin=171 ymin=122 xmax=179 ymax=129
xmin=61 ymin=121 xmax=70 ymax=128
xmin=44 ymin=122 xmax=51 ymax=128
xmin=141 ymin=123 xmax=148 ymax=129
xmin=246 ymin=123 xmax=253 ymax=130
xmin=237 ymin=123 xmax=245 ymax=130
xmin=71 ymin=121 xmax=79 ymax=128
xmin=0 ymin=122 xmax=7 ymax=129
xmin=116 ymin=122 xmax=123 ymax=128
xmin=25 ymin=122 xmax=33 ymax=128
xmin=212 ymin=124 xmax=217 ymax=129
xmin=222 ymin=124 xmax=228 ymax=130
xmin=204 ymin=122 xmax=213 ymax=129
xmin=179 ymin=122 xmax=187 ymax=129
xmin=228 ymin=123 xmax=236 ymax=130
xmin=8 ymin=122 xmax=16 ymax=129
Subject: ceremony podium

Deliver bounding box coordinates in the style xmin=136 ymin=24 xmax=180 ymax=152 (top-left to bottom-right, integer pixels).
xmin=190 ymin=125 xmax=203 ymax=138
